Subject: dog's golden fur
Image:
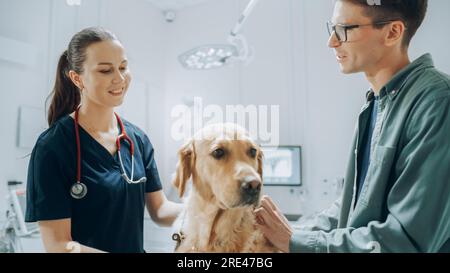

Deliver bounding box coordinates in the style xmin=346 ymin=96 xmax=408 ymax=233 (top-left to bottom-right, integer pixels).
xmin=172 ymin=123 xmax=276 ymax=252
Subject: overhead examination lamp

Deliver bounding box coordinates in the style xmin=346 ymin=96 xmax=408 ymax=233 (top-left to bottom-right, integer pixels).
xmin=178 ymin=0 xmax=261 ymax=70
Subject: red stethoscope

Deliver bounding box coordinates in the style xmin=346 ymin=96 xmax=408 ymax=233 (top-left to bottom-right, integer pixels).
xmin=70 ymin=108 xmax=147 ymax=199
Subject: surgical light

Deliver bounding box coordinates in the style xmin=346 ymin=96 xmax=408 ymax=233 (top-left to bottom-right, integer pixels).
xmin=178 ymin=0 xmax=261 ymax=70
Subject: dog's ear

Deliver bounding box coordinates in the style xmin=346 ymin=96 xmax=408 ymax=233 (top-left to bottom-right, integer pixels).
xmin=257 ymin=146 xmax=264 ymax=179
xmin=173 ymin=140 xmax=194 ymax=198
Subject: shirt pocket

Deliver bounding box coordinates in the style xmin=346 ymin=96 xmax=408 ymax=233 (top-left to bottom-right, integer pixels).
xmin=358 ymin=145 xmax=397 ymax=207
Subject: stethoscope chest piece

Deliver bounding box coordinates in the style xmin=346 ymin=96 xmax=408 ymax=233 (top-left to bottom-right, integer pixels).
xmin=71 ymin=182 xmax=87 ymax=199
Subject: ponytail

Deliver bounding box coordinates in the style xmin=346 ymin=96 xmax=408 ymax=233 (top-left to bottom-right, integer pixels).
xmin=47 ymin=50 xmax=80 ymax=126
xmin=46 ymin=27 xmax=118 ymax=126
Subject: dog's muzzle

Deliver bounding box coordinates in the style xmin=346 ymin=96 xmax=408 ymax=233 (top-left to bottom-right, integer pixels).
xmin=239 ymin=176 xmax=261 ymax=205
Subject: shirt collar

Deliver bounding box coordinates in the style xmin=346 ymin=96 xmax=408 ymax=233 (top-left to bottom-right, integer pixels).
xmin=365 ymin=53 xmax=435 ymax=103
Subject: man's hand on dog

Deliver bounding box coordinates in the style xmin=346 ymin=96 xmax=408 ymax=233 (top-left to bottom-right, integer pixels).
xmin=254 ymin=195 xmax=293 ymax=253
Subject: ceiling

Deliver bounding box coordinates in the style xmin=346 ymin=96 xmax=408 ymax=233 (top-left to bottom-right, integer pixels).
xmin=145 ymin=0 xmax=216 ymax=11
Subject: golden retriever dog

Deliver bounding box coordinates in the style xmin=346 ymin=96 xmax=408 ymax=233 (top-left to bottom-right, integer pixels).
xmin=171 ymin=123 xmax=276 ymax=253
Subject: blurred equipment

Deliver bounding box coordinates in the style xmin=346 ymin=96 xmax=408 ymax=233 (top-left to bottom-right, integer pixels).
xmin=178 ymin=0 xmax=261 ymax=70
xmin=0 ymin=181 xmax=39 ymax=253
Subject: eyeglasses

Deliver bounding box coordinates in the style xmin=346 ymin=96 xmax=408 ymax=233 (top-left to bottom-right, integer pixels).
xmin=327 ymin=20 xmax=399 ymax=43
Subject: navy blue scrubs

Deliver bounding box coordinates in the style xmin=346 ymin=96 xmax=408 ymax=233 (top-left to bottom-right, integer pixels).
xmin=25 ymin=115 xmax=162 ymax=253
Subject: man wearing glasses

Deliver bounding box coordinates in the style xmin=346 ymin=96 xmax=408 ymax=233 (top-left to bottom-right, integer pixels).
xmin=255 ymin=0 xmax=450 ymax=252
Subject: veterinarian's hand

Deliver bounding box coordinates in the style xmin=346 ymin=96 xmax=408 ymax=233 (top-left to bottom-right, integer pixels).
xmin=254 ymin=195 xmax=293 ymax=253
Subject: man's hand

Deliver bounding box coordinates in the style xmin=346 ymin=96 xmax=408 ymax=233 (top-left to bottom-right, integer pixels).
xmin=254 ymin=195 xmax=293 ymax=253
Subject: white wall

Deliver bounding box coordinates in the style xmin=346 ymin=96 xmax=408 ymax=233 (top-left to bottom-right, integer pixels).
xmin=409 ymin=0 xmax=450 ymax=65
xmin=0 ymin=0 xmax=53 ymax=217
xmin=1 ymin=0 xmax=450 ymax=233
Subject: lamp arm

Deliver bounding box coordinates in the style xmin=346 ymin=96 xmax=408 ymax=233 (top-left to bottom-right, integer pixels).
xmin=229 ymin=0 xmax=261 ymax=37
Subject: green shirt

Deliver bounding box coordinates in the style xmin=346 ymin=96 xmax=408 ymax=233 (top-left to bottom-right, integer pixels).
xmin=290 ymin=53 xmax=450 ymax=253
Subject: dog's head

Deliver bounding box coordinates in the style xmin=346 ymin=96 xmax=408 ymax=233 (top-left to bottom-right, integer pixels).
xmin=173 ymin=123 xmax=264 ymax=209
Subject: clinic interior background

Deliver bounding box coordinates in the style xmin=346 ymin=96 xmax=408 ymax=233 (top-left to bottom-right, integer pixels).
xmin=1 ymin=0 xmax=449 ymax=232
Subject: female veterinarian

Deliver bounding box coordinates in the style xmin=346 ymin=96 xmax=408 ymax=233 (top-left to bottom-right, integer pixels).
xmin=25 ymin=27 xmax=183 ymax=253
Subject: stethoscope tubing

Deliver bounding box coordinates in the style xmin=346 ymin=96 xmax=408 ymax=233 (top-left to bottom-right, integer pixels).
xmin=71 ymin=108 xmax=146 ymax=199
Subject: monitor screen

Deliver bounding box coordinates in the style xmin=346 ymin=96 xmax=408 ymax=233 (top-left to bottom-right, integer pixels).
xmin=260 ymin=146 xmax=302 ymax=186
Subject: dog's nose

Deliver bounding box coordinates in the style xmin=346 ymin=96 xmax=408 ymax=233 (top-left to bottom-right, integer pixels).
xmin=240 ymin=177 xmax=261 ymax=195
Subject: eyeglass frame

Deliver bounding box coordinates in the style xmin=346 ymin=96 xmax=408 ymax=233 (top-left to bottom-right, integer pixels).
xmin=326 ymin=20 xmax=401 ymax=43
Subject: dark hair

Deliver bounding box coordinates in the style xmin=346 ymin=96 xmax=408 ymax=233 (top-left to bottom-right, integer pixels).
xmin=339 ymin=0 xmax=428 ymax=48
xmin=46 ymin=27 xmax=118 ymax=126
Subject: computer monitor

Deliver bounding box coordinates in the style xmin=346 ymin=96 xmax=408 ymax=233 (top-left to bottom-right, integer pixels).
xmin=260 ymin=145 xmax=302 ymax=186
xmin=8 ymin=189 xmax=39 ymax=236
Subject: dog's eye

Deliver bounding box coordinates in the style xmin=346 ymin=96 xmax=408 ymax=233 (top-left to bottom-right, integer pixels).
xmin=212 ymin=148 xmax=225 ymax=159
xmin=249 ymin=148 xmax=257 ymax=158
